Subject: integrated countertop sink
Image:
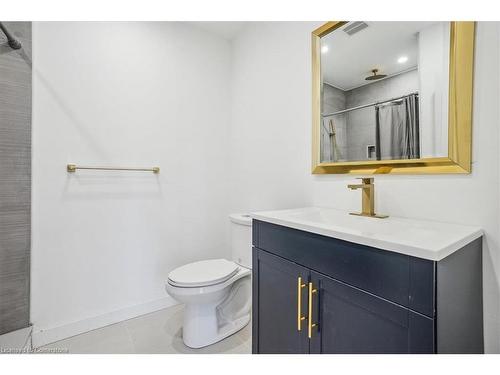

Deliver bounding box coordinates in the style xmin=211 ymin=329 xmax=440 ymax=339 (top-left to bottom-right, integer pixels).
xmin=250 ymin=207 xmax=482 ymax=261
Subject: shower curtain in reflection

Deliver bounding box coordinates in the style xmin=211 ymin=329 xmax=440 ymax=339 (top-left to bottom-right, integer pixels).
xmin=375 ymin=93 xmax=420 ymax=160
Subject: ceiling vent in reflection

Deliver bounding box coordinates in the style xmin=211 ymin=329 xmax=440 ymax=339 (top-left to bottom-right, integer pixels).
xmin=343 ymin=21 xmax=368 ymax=36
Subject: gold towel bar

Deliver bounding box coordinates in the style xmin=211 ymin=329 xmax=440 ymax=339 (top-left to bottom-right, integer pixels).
xmin=67 ymin=164 xmax=160 ymax=174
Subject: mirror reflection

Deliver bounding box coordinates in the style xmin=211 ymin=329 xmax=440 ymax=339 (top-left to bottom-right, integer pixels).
xmin=320 ymin=22 xmax=450 ymax=163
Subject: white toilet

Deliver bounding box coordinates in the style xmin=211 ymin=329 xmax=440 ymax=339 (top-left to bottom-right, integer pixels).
xmin=165 ymin=213 xmax=252 ymax=348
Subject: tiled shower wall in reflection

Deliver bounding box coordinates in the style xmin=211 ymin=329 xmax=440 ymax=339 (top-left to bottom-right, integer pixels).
xmin=0 ymin=22 xmax=31 ymax=335
xmin=322 ymin=70 xmax=417 ymax=162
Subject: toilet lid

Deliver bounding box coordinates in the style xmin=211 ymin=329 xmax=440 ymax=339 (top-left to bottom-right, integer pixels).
xmin=168 ymin=259 xmax=239 ymax=287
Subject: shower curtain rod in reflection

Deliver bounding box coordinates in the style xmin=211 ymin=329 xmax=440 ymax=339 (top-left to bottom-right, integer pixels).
xmin=322 ymin=92 xmax=418 ymax=117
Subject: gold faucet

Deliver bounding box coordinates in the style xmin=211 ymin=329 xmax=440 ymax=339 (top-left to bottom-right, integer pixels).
xmin=347 ymin=178 xmax=388 ymax=219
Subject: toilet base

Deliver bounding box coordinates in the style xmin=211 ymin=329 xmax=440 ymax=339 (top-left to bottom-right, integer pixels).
xmin=166 ymin=265 xmax=252 ymax=349
xmin=182 ymin=308 xmax=250 ymax=349
xmin=181 ymin=273 xmax=252 ymax=348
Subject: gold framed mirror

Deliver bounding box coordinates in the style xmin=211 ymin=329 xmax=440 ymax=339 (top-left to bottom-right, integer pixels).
xmin=312 ymin=21 xmax=475 ymax=174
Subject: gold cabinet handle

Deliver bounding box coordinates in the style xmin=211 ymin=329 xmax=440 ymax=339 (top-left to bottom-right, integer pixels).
xmin=297 ymin=277 xmax=307 ymax=331
xmin=308 ymin=282 xmax=318 ymax=339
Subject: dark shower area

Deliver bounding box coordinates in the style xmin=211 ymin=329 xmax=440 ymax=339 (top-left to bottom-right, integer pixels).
xmin=0 ymin=21 xmax=31 ymax=336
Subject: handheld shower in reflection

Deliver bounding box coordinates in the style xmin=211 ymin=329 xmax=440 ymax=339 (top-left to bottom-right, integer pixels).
xmin=323 ymin=118 xmax=342 ymax=162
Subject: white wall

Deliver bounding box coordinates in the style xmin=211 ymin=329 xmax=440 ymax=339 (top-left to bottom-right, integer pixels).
xmin=230 ymin=22 xmax=500 ymax=353
xmin=31 ymin=22 xmax=232 ymax=344
xmin=229 ymin=22 xmax=313 ymax=212
xmin=418 ymin=22 xmax=450 ymax=158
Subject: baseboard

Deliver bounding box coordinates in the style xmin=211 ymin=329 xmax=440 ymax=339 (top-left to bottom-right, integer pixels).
xmin=0 ymin=326 xmax=33 ymax=352
xmin=32 ymin=296 xmax=179 ymax=348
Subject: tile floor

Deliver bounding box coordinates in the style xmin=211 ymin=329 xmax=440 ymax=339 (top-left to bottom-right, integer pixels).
xmin=42 ymin=304 xmax=251 ymax=354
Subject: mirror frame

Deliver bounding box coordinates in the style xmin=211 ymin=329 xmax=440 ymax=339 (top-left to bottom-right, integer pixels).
xmin=311 ymin=21 xmax=475 ymax=174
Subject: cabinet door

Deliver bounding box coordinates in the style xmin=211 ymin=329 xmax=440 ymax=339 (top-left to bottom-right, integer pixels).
xmin=252 ymin=249 xmax=310 ymax=353
xmin=309 ymin=272 xmax=434 ymax=354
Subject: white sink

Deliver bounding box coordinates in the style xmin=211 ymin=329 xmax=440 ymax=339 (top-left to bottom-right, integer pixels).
xmin=250 ymin=207 xmax=482 ymax=261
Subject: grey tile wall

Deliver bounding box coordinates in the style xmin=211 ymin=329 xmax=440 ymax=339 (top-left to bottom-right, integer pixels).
xmin=0 ymin=21 xmax=31 ymax=335
xmin=322 ymin=71 xmax=418 ymax=162
xmin=345 ymin=70 xmax=418 ymax=161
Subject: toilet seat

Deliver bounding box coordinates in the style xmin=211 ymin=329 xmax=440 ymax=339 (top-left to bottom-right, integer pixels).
xmin=168 ymin=259 xmax=239 ymax=288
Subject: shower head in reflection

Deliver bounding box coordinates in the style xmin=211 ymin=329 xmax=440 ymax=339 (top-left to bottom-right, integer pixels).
xmin=0 ymin=22 xmax=22 ymax=50
xmin=365 ymin=69 xmax=386 ymax=81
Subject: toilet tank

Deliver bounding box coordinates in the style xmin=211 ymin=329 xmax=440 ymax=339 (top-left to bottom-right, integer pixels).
xmin=229 ymin=213 xmax=252 ymax=269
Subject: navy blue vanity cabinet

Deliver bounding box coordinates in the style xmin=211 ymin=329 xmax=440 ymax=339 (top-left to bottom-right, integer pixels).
xmin=252 ymin=220 xmax=483 ymax=354
xmin=308 ymin=271 xmax=434 ymax=353
xmin=252 ymin=250 xmax=310 ymax=353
